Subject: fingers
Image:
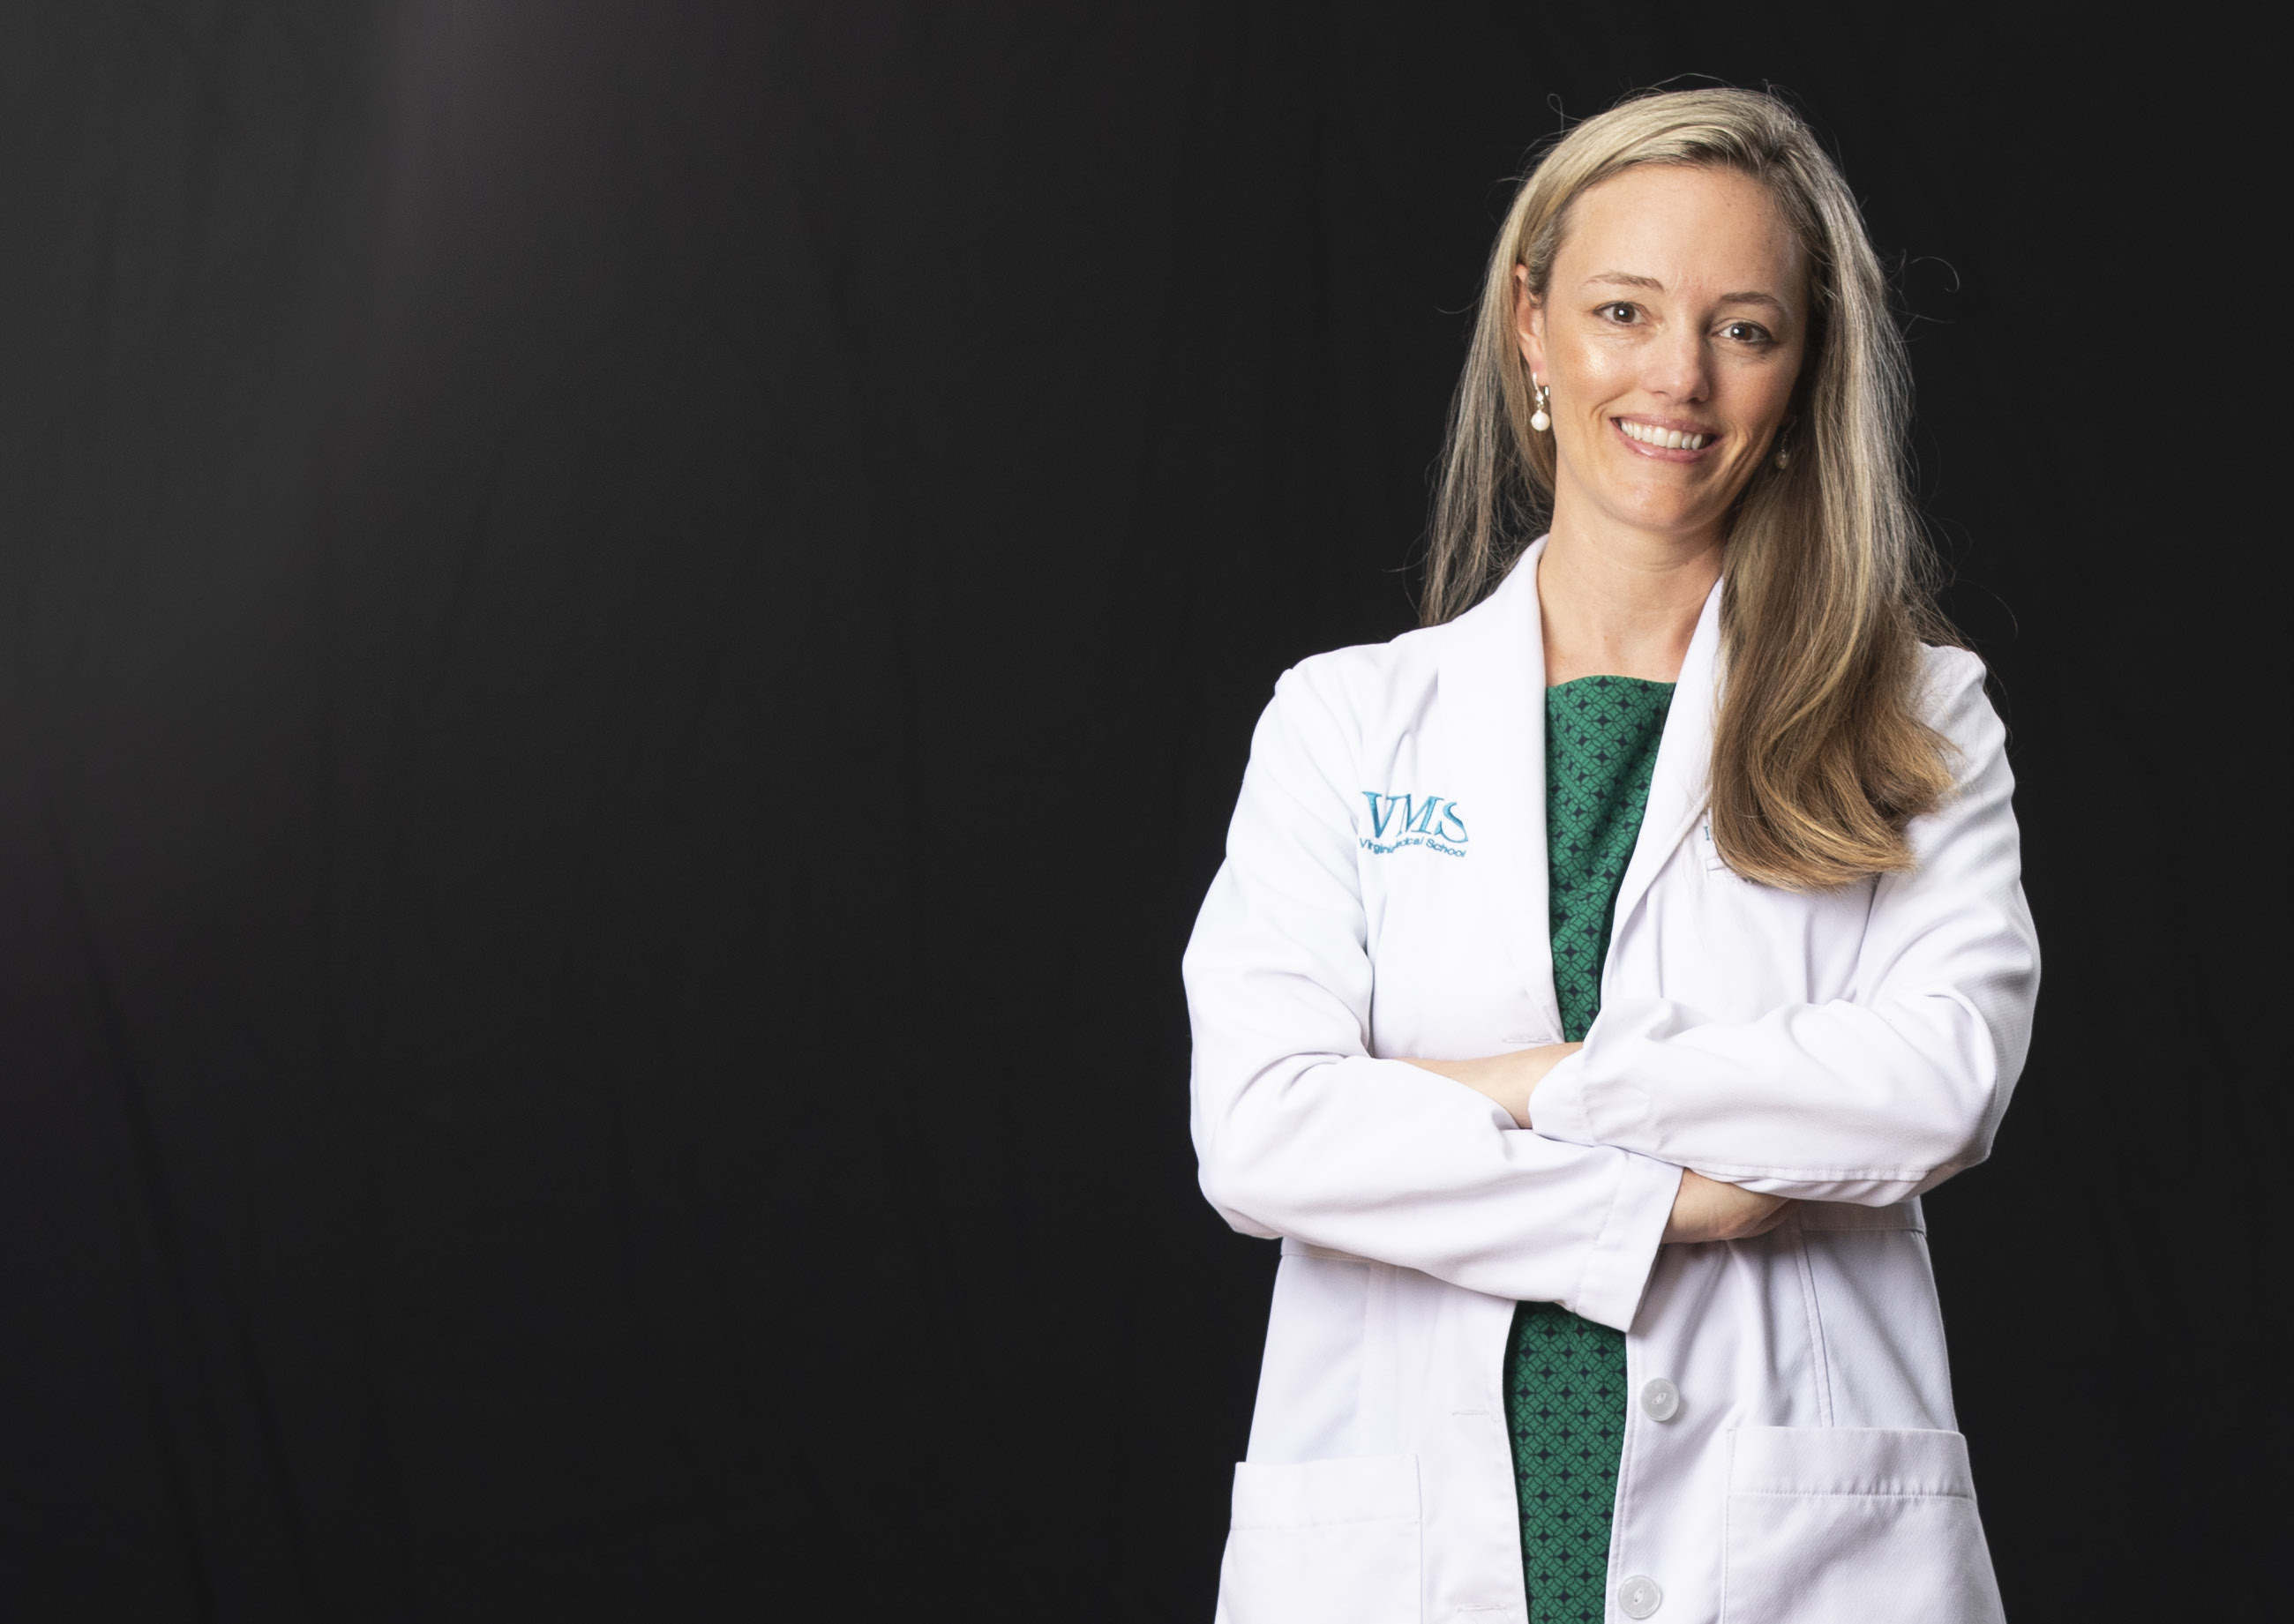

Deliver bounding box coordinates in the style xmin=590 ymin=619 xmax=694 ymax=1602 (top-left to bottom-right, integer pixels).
xmin=1740 ymin=1198 xmax=1797 ymax=1239
xmin=1665 ymin=1174 xmax=1796 ymax=1243
xmin=1732 ymin=1195 xmax=1795 ymax=1240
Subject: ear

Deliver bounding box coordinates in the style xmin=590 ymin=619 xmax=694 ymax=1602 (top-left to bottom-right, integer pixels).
xmin=1511 ymin=265 xmax=1547 ymax=382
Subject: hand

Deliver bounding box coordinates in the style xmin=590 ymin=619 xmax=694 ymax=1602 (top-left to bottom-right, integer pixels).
xmin=1401 ymin=1043 xmax=1582 ymax=1129
xmin=1662 ymin=1170 xmax=1795 ymax=1244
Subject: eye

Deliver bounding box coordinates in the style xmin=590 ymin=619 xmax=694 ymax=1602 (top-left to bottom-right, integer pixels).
xmin=1720 ymin=319 xmax=1773 ymax=345
xmin=1598 ymin=302 xmax=1643 ymax=325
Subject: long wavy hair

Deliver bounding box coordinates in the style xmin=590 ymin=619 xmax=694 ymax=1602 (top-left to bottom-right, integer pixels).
xmin=1425 ymin=87 xmax=1960 ymax=891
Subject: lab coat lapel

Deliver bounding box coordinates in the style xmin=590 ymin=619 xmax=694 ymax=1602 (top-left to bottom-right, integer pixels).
xmin=1609 ymin=574 xmax=1724 ymax=942
xmin=1437 ymin=537 xmax=1563 ymax=1039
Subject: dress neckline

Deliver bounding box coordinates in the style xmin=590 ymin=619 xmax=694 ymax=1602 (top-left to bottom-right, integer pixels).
xmin=1547 ymin=673 xmax=1676 ymax=694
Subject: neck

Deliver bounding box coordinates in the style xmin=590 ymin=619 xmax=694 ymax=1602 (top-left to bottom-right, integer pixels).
xmin=1535 ymin=509 xmax=1721 ymax=686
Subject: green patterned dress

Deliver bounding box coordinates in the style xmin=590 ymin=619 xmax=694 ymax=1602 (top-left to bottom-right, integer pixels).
xmin=1506 ymin=675 xmax=1675 ymax=1622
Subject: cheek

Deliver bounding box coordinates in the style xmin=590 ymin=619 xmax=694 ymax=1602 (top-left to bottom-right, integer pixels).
xmin=1740 ymin=349 xmax=1805 ymax=422
xmin=1558 ymin=339 xmax=1633 ymax=394
xmin=1554 ymin=348 xmax=1636 ymax=423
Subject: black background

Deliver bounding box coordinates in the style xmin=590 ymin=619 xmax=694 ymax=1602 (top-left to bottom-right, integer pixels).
xmin=0 ymin=4 xmax=2277 ymax=1620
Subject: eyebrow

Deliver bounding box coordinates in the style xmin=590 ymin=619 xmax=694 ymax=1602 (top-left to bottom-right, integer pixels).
xmin=1583 ymin=272 xmax=1791 ymax=313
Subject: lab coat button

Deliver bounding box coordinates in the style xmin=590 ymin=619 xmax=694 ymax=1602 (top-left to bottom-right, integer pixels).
xmin=1640 ymin=1378 xmax=1681 ymax=1421
xmin=1618 ymin=1575 xmax=1662 ymax=1618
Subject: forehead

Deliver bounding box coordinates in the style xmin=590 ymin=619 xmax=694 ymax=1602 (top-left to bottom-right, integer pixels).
xmin=1556 ymin=164 xmax=1803 ymax=291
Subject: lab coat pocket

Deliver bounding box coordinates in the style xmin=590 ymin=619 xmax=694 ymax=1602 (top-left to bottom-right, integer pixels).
xmin=1721 ymin=1427 xmax=2005 ymax=1624
xmin=1218 ymin=1454 xmax=1420 ymax=1624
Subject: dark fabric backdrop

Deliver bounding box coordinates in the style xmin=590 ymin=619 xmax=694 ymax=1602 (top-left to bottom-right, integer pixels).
xmin=0 ymin=4 xmax=2275 ymax=1620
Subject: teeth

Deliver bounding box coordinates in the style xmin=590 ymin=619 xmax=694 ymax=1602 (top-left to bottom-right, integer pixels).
xmin=1621 ymin=419 xmax=1710 ymax=451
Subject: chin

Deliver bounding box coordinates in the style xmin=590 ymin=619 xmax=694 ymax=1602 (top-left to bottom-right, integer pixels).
xmin=1593 ymin=493 xmax=1722 ymax=536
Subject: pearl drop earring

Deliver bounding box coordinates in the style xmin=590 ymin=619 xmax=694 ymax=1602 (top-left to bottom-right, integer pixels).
xmin=1530 ymin=382 xmax=1551 ymax=434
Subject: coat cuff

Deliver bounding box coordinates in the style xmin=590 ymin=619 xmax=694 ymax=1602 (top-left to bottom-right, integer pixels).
xmin=1529 ymin=1048 xmax=1596 ymax=1145
xmin=1570 ymin=1150 xmax=1680 ymax=1332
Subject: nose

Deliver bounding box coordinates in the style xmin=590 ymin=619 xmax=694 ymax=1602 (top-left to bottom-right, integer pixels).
xmin=1643 ymin=324 xmax=1712 ymax=403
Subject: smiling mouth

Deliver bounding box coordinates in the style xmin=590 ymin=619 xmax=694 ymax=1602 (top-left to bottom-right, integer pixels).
xmin=1617 ymin=419 xmax=1715 ymax=452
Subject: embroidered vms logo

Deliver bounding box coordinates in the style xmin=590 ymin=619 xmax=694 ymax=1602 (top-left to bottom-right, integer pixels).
xmin=1360 ymin=792 xmax=1467 ymax=857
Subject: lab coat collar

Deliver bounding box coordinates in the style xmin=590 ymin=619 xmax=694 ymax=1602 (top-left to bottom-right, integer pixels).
xmin=1434 ymin=537 xmax=1722 ymax=1026
xmin=1436 ymin=538 xmax=1560 ymax=1037
xmin=1612 ymin=571 xmax=1723 ymax=944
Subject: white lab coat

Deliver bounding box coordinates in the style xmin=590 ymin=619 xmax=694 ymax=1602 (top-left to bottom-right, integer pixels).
xmin=1183 ymin=538 xmax=2038 ymax=1624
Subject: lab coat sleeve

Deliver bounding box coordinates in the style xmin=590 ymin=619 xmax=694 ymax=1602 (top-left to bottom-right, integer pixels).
xmin=1185 ymin=662 xmax=1681 ymax=1331
xmin=1528 ymin=648 xmax=2040 ymax=1206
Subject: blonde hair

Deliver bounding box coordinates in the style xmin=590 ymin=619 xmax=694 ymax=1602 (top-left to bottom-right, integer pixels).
xmin=1426 ymin=86 xmax=1959 ymax=890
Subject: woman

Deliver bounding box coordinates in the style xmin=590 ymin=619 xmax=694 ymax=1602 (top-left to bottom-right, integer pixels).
xmin=1184 ymin=89 xmax=2037 ymax=1624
